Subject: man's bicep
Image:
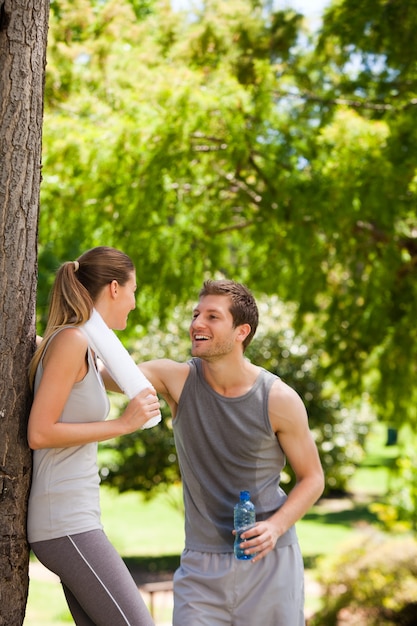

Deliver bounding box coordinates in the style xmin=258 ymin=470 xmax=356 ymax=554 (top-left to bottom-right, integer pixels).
xmin=138 ymin=360 xmax=167 ymax=393
xmin=139 ymin=359 xmax=189 ymax=400
xmin=270 ymin=384 xmax=320 ymax=474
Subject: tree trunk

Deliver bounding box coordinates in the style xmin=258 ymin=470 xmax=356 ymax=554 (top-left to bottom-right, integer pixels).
xmin=0 ymin=0 xmax=49 ymax=623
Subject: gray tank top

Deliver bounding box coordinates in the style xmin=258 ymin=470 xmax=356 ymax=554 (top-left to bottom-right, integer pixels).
xmin=174 ymin=358 xmax=297 ymax=552
xmin=27 ymin=328 xmax=110 ymax=543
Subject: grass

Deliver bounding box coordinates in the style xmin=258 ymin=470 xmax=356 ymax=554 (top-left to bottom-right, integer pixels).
xmin=25 ymin=580 xmax=74 ymax=625
xmin=99 ymin=486 xmax=185 ymax=557
xmin=25 ymin=424 xmax=400 ymax=625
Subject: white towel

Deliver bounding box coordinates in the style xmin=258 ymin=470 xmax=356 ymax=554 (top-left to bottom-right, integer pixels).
xmin=81 ymin=309 xmax=161 ymax=429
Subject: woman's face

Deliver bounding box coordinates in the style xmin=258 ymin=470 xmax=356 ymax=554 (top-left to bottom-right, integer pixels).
xmin=112 ymin=271 xmax=137 ymax=330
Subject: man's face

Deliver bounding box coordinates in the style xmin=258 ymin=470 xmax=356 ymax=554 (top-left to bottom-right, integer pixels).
xmin=189 ymin=294 xmax=239 ymax=360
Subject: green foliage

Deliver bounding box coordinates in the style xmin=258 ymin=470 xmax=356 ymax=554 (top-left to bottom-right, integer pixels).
xmin=38 ymin=0 xmax=417 ymax=500
xmin=308 ymin=0 xmax=417 ymax=428
xmin=369 ymin=429 xmax=417 ymax=534
xmin=309 ymin=532 xmax=417 ymax=626
xmin=38 ymin=0 xmax=308 ymax=329
xmin=100 ymin=405 xmax=181 ymax=496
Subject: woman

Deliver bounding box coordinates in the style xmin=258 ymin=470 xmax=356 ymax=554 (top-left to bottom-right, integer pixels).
xmin=27 ymin=246 xmax=158 ymax=626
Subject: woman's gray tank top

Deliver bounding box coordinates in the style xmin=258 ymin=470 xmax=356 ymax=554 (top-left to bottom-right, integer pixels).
xmin=174 ymin=357 xmax=297 ymax=552
xmin=27 ymin=328 xmax=110 ymax=543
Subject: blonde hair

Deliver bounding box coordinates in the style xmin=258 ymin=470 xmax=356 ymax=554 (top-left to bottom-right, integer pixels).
xmin=29 ymin=246 xmax=134 ymax=387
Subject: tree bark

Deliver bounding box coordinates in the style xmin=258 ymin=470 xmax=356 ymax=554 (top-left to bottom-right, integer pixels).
xmin=0 ymin=0 xmax=49 ymax=623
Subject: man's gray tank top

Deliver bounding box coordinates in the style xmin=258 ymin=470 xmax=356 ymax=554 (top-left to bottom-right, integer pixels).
xmin=27 ymin=327 xmax=110 ymax=543
xmin=174 ymin=357 xmax=297 ymax=553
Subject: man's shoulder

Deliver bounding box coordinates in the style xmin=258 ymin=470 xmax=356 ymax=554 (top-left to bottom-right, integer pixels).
xmin=142 ymin=358 xmax=190 ymax=379
xmin=268 ymin=375 xmax=304 ymax=406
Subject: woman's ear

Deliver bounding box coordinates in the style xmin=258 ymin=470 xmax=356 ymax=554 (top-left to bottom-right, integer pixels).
xmin=109 ymin=280 xmax=119 ymax=299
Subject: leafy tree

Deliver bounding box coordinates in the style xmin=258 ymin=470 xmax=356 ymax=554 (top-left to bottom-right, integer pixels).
xmin=37 ymin=0 xmax=306 ymax=325
xmin=301 ymin=0 xmax=417 ymax=426
xmin=37 ymin=0 xmax=417 ymax=434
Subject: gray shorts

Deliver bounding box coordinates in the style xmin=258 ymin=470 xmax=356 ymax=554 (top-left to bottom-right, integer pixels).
xmin=173 ymin=543 xmax=305 ymax=626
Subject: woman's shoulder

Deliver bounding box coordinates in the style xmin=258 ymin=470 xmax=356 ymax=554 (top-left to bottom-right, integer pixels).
xmin=42 ymin=326 xmax=88 ymax=364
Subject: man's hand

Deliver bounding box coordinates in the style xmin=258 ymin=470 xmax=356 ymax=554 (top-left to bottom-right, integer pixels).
xmin=233 ymin=520 xmax=280 ymax=562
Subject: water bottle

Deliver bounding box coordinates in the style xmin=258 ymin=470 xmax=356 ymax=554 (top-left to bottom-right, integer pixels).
xmin=234 ymin=490 xmax=256 ymax=560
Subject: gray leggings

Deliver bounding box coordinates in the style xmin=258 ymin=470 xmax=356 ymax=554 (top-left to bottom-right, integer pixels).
xmin=30 ymin=530 xmax=155 ymax=626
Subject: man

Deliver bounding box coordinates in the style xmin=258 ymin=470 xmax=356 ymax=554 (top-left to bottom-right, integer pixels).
xmin=140 ymin=279 xmax=324 ymax=625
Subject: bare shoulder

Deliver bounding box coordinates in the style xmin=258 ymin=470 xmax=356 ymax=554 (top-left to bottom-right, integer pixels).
xmin=42 ymin=327 xmax=88 ymax=366
xmin=269 ymin=377 xmax=305 ymax=407
xmin=47 ymin=326 xmax=88 ymax=349
xmin=268 ymin=377 xmax=309 ymax=433
xmin=141 ymin=358 xmax=189 ymax=377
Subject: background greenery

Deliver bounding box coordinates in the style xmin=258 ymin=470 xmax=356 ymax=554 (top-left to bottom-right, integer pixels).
xmin=38 ymin=0 xmax=417 ymax=429
xmin=29 ymin=0 xmax=417 ymax=620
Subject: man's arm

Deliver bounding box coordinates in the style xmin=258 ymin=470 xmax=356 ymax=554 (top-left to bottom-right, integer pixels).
xmin=240 ymin=379 xmax=324 ymax=562
xmin=139 ymin=359 xmax=190 ymax=415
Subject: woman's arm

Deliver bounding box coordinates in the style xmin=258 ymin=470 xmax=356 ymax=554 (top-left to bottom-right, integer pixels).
xmin=28 ymin=328 xmax=160 ymax=450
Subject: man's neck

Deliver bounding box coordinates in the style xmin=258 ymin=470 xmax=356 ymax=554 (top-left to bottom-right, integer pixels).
xmin=200 ymin=357 xmax=259 ymax=398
